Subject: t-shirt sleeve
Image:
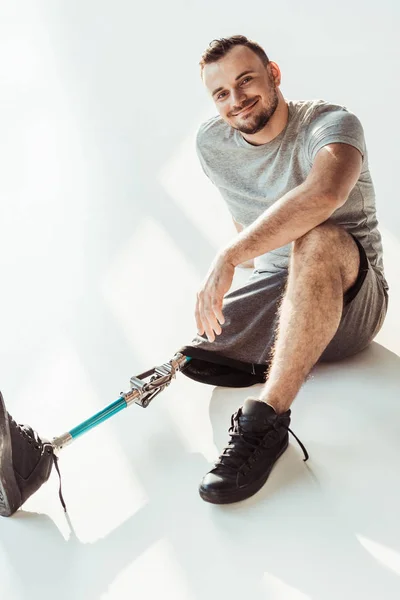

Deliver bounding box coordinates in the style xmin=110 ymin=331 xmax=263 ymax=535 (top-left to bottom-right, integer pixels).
xmin=196 ymin=127 xmax=215 ymax=184
xmin=306 ymin=109 xmax=366 ymax=167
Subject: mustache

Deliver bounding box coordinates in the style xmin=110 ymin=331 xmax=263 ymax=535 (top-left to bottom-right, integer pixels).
xmin=231 ymin=99 xmax=258 ymax=116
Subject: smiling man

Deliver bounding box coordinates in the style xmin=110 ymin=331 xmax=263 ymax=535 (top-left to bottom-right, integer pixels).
xmin=179 ymin=35 xmax=389 ymax=504
xmin=0 ymin=36 xmax=390 ymax=518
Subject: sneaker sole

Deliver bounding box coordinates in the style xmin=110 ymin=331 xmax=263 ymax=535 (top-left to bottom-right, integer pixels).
xmin=198 ymin=440 xmax=289 ymax=505
xmin=0 ymin=393 xmax=22 ymax=517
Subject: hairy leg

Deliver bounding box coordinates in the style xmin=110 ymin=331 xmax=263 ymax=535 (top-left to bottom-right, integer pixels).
xmin=258 ymin=222 xmax=360 ymax=414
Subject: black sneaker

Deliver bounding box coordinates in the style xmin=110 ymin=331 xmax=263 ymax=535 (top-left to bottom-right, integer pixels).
xmin=199 ymin=398 xmax=309 ymax=504
xmin=0 ymin=391 xmax=65 ymax=517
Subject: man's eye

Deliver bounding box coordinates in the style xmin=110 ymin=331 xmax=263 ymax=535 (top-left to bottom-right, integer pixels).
xmin=242 ymin=77 xmax=252 ymax=84
xmin=217 ymin=92 xmax=226 ymax=100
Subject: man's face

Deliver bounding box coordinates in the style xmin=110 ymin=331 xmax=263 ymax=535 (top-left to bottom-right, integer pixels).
xmin=202 ymin=45 xmax=279 ymax=135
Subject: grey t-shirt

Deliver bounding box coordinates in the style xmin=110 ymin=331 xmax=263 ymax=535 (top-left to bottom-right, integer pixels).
xmin=196 ymin=99 xmax=388 ymax=291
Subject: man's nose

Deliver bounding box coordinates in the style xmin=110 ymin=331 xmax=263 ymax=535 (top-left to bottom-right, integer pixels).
xmin=231 ymin=88 xmax=246 ymax=107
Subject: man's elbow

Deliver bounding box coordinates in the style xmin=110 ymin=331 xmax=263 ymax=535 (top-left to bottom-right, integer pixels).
xmin=323 ymin=189 xmax=349 ymax=214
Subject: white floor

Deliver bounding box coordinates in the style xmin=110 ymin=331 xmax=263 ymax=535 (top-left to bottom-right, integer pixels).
xmin=1 ymin=253 xmax=399 ymax=600
xmin=1 ymin=1 xmax=400 ymax=599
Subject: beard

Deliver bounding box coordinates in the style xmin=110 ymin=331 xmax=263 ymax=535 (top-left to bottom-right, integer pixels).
xmin=232 ymin=88 xmax=279 ymax=135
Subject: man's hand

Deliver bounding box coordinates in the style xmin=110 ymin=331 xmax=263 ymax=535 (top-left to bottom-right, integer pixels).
xmin=195 ymin=252 xmax=235 ymax=342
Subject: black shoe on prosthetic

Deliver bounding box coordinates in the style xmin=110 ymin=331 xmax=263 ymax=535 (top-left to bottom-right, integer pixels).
xmin=199 ymin=398 xmax=309 ymax=504
xmin=0 ymin=391 xmax=65 ymax=517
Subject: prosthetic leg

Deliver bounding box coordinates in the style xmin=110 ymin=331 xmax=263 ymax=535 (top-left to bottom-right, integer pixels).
xmin=52 ymin=353 xmax=191 ymax=453
xmin=0 ymin=350 xmax=308 ymax=516
xmin=0 ymin=353 xmax=193 ymax=517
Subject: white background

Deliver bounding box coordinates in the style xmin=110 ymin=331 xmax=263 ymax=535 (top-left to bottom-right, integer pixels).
xmin=0 ymin=2 xmax=399 ymax=599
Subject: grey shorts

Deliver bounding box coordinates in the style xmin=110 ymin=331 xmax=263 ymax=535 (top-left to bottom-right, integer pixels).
xmin=320 ymin=234 xmax=388 ymax=361
xmin=180 ymin=235 xmax=389 ymax=387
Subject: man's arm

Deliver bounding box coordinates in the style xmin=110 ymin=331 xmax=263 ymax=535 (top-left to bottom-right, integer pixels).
xmin=223 ymin=143 xmax=363 ymax=268
xmin=232 ymin=218 xmax=255 ymax=268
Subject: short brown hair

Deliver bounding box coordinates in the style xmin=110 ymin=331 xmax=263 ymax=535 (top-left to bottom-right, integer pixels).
xmin=199 ymin=35 xmax=270 ymax=74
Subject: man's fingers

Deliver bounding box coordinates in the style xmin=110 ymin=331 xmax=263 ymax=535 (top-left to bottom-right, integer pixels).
xmin=203 ymin=300 xmax=223 ymax=341
xmin=199 ymin=298 xmax=216 ymax=342
xmin=201 ymin=309 xmax=216 ymax=342
xmin=196 ymin=289 xmax=225 ymax=342
xmin=212 ymin=300 xmax=225 ymax=326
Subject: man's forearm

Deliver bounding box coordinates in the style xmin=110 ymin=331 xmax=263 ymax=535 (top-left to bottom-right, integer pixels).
xmin=236 ymin=258 xmax=255 ymax=269
xmin=224 ymin=183 xmax=340 ymax=268
xmin=231 ymin=218 xmax=255 ymax=268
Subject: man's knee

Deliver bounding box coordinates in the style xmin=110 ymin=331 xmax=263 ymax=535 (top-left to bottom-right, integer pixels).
xmin=292 ymin=222 xmax=360 ymax=291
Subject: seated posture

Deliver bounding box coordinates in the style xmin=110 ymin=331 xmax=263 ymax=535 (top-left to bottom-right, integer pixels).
xmin=0 ymin=35 xmax=388 ymax=516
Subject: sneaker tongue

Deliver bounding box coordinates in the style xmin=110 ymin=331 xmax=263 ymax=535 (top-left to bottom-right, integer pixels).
xmin=239 ymin=398 xmax=277 ymax=433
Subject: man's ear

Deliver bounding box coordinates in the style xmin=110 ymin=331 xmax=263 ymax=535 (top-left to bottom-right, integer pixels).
xmin=268 ymin=62 xmax=281 ymax=86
